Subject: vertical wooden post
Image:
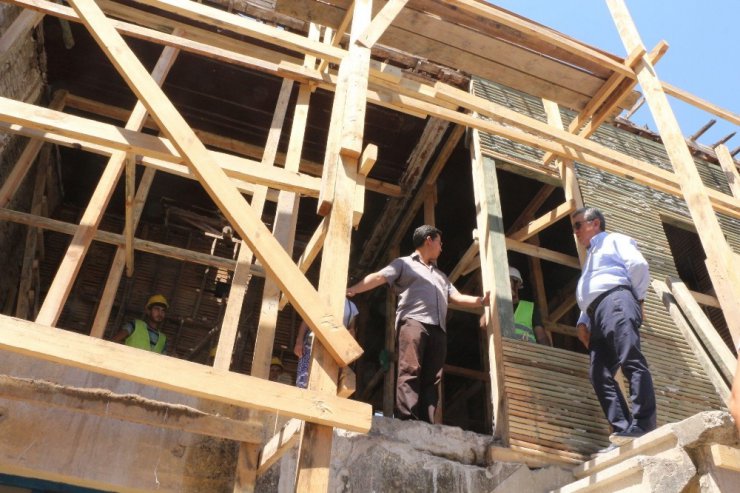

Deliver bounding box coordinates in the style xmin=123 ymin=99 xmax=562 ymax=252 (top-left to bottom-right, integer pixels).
xmin=296 ymin=1 xmax=371 ymax=490
xmin=715 ymin=144 xmax=740 ymax=199
xmin=607 ymin=0 xmax=740 ymax=347
xmin=470 ymin=127 xmax=511 ymax=443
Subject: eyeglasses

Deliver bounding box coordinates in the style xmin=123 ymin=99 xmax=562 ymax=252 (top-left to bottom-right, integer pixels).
xmin=572 ymin=219 xmax=594 ymax=231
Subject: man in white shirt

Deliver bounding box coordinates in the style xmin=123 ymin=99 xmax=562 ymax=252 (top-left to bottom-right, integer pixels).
xmin=572 ymin=207 xmax=656 ymax=451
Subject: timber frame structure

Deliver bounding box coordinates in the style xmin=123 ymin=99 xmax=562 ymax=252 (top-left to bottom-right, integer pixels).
xmin=0 ymin=0 xmax=738 ymax=491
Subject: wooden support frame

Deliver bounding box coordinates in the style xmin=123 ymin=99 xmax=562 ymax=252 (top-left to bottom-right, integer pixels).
xmin=715 ymin=144 xmax=740 ymax=199
xmin=508 ymin=199 xmax=576 ymax=242
xmin=357 ymin=0 xmax=409 ymax=49
xmin=0 ymin=7 xmax=44 ymax=59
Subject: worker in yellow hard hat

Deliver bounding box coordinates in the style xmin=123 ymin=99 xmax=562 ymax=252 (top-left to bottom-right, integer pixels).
xmin=269 ymin=356 xmax=292 ymax=385
xmin=112 ymin=294 xmax=169 ymax=353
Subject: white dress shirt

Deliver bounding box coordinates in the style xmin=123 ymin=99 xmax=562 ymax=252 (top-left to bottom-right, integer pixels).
xmin=576 ymin=231 xmax=649 ymax=329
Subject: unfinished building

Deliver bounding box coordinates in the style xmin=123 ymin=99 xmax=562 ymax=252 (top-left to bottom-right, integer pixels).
xmin=0 ymin=0 xmax=738 ymax=491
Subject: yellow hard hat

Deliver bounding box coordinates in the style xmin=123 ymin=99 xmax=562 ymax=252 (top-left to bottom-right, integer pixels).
xmin=146 ymin=294 xmax=169 ymax=310
xmin=270 ymin=356 xmax=283 ymax=368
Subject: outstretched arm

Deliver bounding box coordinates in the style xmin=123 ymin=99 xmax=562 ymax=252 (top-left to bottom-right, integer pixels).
xmin=449 ymin=290 xmax=490 ymax=308
xmin=347 ymin=272 xmax=387 ymax=297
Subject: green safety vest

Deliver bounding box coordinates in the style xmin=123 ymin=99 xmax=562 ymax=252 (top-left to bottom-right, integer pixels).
xmin=513 ymin=300 xmax=536 ymax=343
xmin=125 ymin=319 xmax=166 ymax=353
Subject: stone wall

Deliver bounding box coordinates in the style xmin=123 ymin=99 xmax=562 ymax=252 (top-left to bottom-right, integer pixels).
xmin=0 ymin=4 xmax=49 ymax=313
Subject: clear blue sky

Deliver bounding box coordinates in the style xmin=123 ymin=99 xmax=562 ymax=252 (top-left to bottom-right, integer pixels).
xmin=489 ymin=1 xmax=739 ymax=150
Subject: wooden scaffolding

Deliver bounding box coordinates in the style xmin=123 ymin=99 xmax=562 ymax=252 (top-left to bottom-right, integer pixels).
xmin=0 ymin=0 xmax=738 ymax=490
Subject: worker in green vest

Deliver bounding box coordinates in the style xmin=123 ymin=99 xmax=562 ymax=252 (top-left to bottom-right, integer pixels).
xmin=507 ymin=267 xmax=550 ymax=346
xmin=112 ymin=294 xmax=169 ymax=353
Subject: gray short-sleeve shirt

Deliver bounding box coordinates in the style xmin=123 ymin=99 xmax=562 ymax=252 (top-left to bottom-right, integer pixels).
xmin=379 ymin=252 xmax=459 ymax=331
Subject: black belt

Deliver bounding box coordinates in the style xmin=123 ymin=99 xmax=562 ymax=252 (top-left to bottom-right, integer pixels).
xmin=586 ymin=285 xmax=632 ymax=319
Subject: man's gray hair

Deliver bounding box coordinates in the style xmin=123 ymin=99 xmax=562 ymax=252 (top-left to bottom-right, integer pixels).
xmin=412 ymin=224 xmax=442 ymax=248
xmin=572 ymin=207 xmax=606 ymax=232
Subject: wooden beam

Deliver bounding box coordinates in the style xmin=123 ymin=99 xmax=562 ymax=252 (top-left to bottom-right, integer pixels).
xmin=470 ymin=126 xmax=509 ymax=443
xmin=662 ymin=81 xmax=740 ymax=126
xmin=61 ymin=94 xmax=401 ymax=198
xmin=715 ymin=144 xmax=740 ymax=199
xmin=0 ymin=207 xmax=265 ymax=275
xmin=257 ymin=418 xmax=302 ymax=475
xmin=357 ymin=0 xmax=409 ymax=48
xmin=608 ymin=0 xmax=740 ymax=348
xmin=354 ymin=143 xmax=378 ymax=226
xmin=0 ymin=91 xmax=66 ymax=208
xmin=547 ymin=296 xmax=577 ymax=324
xmin=666 ymin=277 xmax=735 ymax=383
xmin=542 ymin=322 xmax=579 ymax=338
xmin=0 ymin=99 xmax=323 ymax=198
xmin=505 ymin=238 xmax=581 ymax=269
xmin=35 ymin=41 xmax=179 ymax=327
xmin=449 ymin=234 xmax=479 ymax=284
xmin=505 ymin=184 xmax=556 ymax=236
xmin=297 ymin=0 xmax=371 ymax=489
xmin=0 ymin=314 xmax=371 ymax=431
xmin=0 ymin=7 xmax=44 ymax=59
xmin=251 ymin=78 xmax=297 ymax=380
xmin=652 ymin=280 xmax=731 ymax=405
xmin=508 ymin=199 xmax=576 ymax=242
xmin=128 ymin=0 xmax=344 ymax=64
xmin=15 ymin=151 xmax=48 ymax=319
xmin=437 ymin=0 xmax=635 ymax=77
xmin=0 ymin=374 xmax=262 ymax=443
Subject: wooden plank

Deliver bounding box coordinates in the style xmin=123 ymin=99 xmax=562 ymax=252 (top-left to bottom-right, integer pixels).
xmin=662 ymin=82 xmax=740 ymax=127
xmin=709 ymin=444 xmax=740 ymax=472
xmin=128 ymin=0 xmax=344 ymax=63
xmin=40 ymin=0 xmax=366 ymax=366
xmin=608 ymin=0 xmax=740 ymax=348
xmin=35 ymin=41 xmax=179 ymax=327
xmin=357 ymin=0 xmax=409 ymax=48
xmin=652 ymin=280 xmax=731 ymax=406
xmin=257 ymin=418 xmax=302 ymax=475
xmin=666 ymin=277 xmax=735 ymax=383
xmin=470 ymin=127 xmax=509 ymax=443
xmin=0 ymin=7 xmax=44 ymax=59
xmin=0 ymin=99 xmax=323 ymax=197
xmin=0 ymin=374 xmax=262 ymax=443
xmin=354 ymin=143 xmax=378 ymax=226
xmin=715 ymin=144 xmax=740 ymax=199
xmin=0 ymin=208 xmax=264 ymax=275
xmin=509 ymin=199 xmax=576 ymax=242
xmin=434 ymin=0 xmax=634 ymax=77
xmin=0 ymin=314 xmax=371 ymax=431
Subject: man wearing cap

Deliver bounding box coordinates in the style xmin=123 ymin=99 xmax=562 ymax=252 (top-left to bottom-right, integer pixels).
xmin=347 ymin=225 xmax=490 ymax=423
xmin=505 ymin=266 xmax=550 ymax=346
xmin=571 ymin=207 xmax=656 ymax=452
xmin=269 ymin=357 xmax=293 ymax=385
xmin=112 ymin=294 xmax=169 ymax=354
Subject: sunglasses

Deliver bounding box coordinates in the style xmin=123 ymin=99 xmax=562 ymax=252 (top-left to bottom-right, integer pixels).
xmin=572 ymin=219 xmax=594 ymax=231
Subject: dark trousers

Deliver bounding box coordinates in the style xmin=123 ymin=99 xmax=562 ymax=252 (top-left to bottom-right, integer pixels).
xmin=396 ymin=318 xmax=446 ymax=423
xmin=589 ymin=289 xmax=657 ymax=433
